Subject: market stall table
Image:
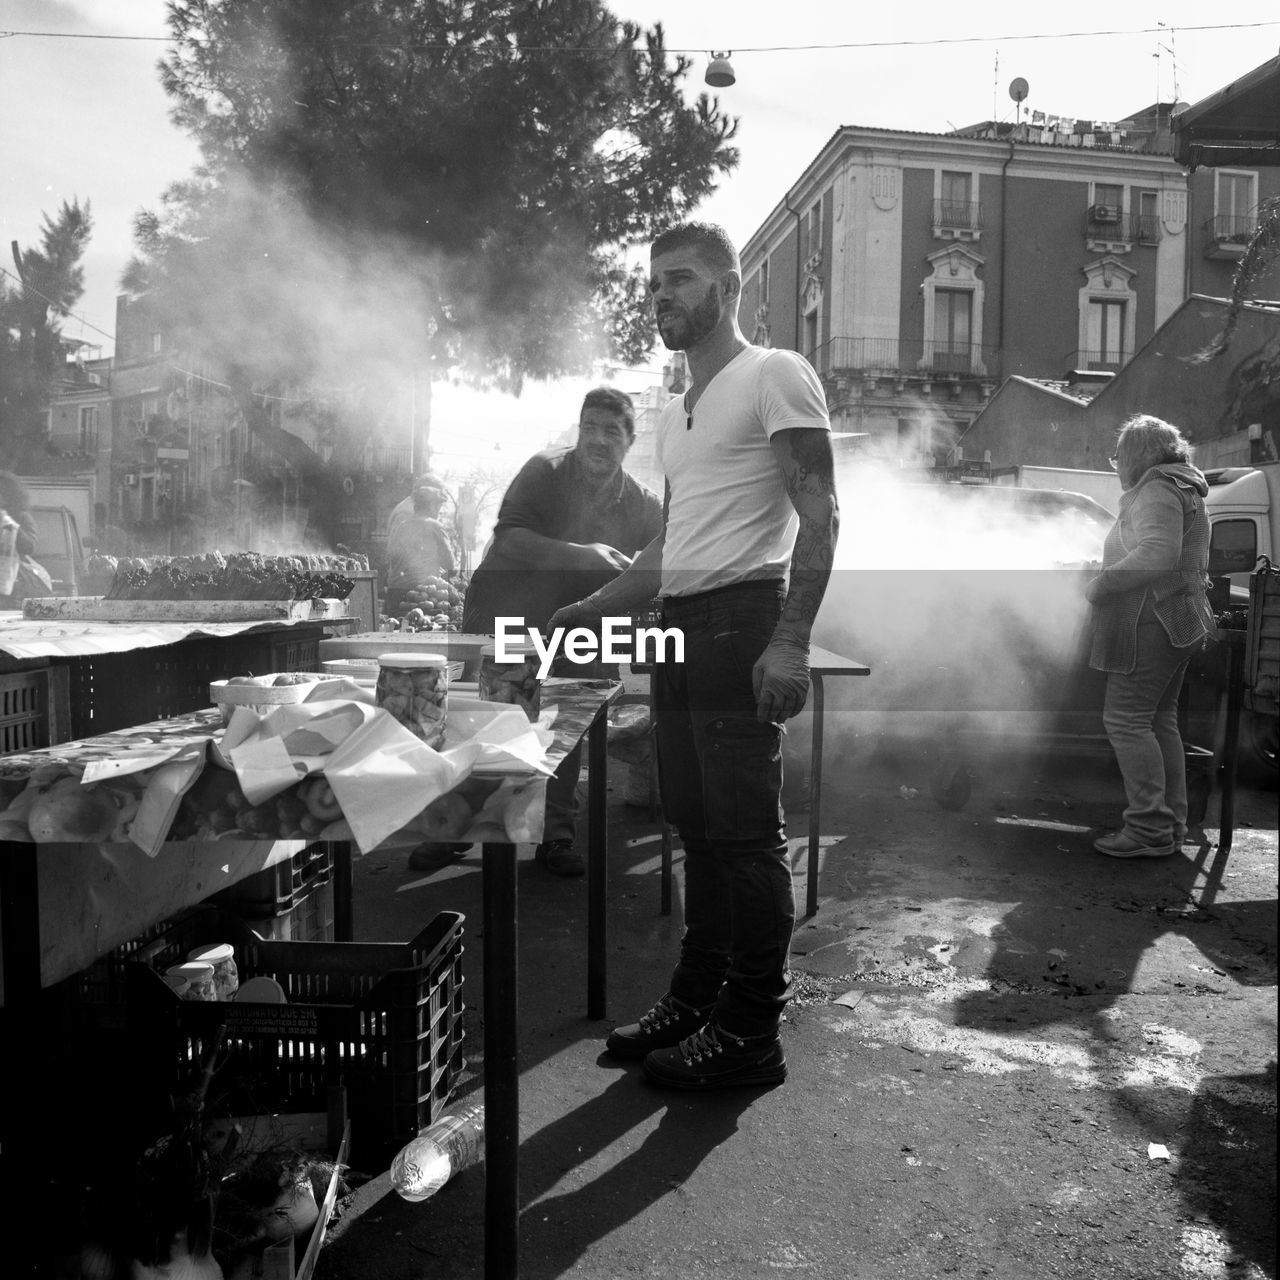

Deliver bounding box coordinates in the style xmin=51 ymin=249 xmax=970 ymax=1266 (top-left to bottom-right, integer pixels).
xmin=0 ymin=677 xmax=619 ymax=1280
xmin=0 ymin=609 xmax=355 ymax=747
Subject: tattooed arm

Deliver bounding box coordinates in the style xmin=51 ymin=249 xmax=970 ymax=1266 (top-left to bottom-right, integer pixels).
xmin=771 ymin=427 xmax=840 ymax=641
xmin=752 ymin=427 xmax=839 ymax=721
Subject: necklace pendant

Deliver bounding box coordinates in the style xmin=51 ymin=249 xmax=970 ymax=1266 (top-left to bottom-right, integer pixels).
xmin=686 ymin=414 xmax=692 ymax=431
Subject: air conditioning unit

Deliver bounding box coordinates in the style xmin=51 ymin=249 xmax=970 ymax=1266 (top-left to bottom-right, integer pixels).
xmin=1090 ymin=204 xmax=1119 ymax=224
xmin=125 ymin=474 xmax=138 ymax=487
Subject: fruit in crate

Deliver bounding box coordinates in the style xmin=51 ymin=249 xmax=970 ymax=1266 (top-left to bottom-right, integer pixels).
xmin=402 ymin=572 xmax=466 ymax=631
xmin=100 ymin=551 xmax=368 ymax=602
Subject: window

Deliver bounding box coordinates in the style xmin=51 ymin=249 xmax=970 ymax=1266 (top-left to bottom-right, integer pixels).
xmin=151 ymin=331 xmax=162 ymax=353
xmin=804 ymin=308 xmax=819 ymax=358
xmin=758 ymin=257 xmax=769 ymax=305
xmin=1135 ymin=190 xmax=1161 ymax=242
xmin=79 ymin=405 xmax=98 ymax=451
xmin=1086 ymin=299 xmax=1127 ymax=367
xmin=933 ymin=289 xmax=972 ymax=371
xmin=1093 ymin=183 xmax=1123 ymax=219
xmin=1209 ymin=518 xmax=1258 ymax=576
xmin=941 ymin=171 xmax=971 ymax=205
xmin=921 ymin=245 xmax=987 ymax=376
xmin=141 ymin=397 xmax=159 ymax=424
xmin=804 ymin=201 xmax=823 ymax=261
xmin=1215 ymin=171 xmax=1256 ymax=241
xmin=39 ymin=409 xmax=52 ymax=438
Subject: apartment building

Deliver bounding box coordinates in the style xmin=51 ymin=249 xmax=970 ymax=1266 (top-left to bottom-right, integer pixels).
xmin=739 ymin=103 xmax=1277 ymax=466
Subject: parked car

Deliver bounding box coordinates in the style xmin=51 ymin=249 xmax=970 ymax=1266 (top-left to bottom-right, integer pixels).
xmin=28 ymin=505 xmax=87 ymax=596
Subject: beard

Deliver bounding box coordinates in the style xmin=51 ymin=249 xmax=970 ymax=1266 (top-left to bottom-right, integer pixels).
xmin=656 ymin=285 xmax=722 ymax=351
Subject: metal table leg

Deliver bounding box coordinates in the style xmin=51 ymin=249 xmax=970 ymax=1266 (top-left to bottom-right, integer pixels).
xmin=806 ymin=675 xmax=826 ymax=918
xmin=587 ymin=703 xmax=608 ymax=1020
xmin=330 ymin=840 xmax=354 ymax=941
xmin=1216 ymin=632 xmax=1246 ymax=860
xmin=1 ymin=841 xmax=49 ymax=1278
xmin=482 ymin=840 xmax=519 ymax=1280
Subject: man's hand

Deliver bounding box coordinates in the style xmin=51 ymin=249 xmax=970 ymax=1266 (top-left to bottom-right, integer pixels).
xmin=753 ymin=632 xmax=811 ymax=723
xmin=1084 ymin=575 xmax=1108 ymax=605
xmin=548 ymin=596 xmax=605 ymax=633
xmin=572 ymin=542 xmax=633 ymax=573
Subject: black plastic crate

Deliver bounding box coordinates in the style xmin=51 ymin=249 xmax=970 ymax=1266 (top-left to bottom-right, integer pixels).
xmin=0 ymin=668 xmax=50 ymax=754
xmin=212 ymin=842 xmax=334 ymax=920
xmin=61 ymin=625 xmax=328 ymax=737
xmin=108 ymin=907 xmax=464 ymax=1165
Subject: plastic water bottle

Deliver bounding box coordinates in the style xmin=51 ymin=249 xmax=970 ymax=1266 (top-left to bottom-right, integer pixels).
xmin=389 ymin=1102 xmax=485 ymax=1201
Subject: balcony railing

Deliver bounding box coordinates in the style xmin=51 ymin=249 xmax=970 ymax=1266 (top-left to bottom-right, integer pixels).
xmin=808 ymin=337 xmax=998 ymax=379
xmin=1131 ymin=212 xmax=1162 ymax=244
xmin=1064 ymin=348 xmax=1127 ymax=374
xmin=931 ymin=199 xmax=983 ymax=233
xmin=1204 ymin=214 xmax=1257 ymax=259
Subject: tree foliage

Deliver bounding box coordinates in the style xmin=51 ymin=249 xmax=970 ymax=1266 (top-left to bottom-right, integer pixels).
xmin=0 ymin=200 xmax=93 ymax=467
xmin=128 ymin=0 xmax=738 ymax=405
xmin=1197 ymin=195 xmax=1280 ymax=362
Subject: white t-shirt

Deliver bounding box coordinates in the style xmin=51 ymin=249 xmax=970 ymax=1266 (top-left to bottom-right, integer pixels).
xmin=655 ymin=345 xmax=830 ymax=597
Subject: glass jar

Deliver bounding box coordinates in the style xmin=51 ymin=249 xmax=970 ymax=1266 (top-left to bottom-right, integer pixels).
xmin=376 ymin=653 xmax=449 ymax=748
xmin=165 ymin=961 xmax=217 ymax=1002
xmin=187 ymin=943 xmax=239 ymax=1000
xmin=478 ymin=644 xmax=541 ymax=720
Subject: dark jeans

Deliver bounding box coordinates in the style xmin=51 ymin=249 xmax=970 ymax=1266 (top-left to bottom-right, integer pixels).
xmin=655 ymin=581 xmax=793 ymax=1037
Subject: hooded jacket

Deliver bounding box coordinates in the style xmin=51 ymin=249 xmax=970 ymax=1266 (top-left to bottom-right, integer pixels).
xmin=1088 ymin=462 xmax=1215 ymax=674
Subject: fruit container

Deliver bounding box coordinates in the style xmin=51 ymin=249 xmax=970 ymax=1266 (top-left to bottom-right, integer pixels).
xmin=209 ymin=673 xmax=333 ymax=724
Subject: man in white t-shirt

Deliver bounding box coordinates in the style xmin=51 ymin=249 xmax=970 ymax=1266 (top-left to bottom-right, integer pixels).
xmin=550 ymin=222 xmax=839 ymax=1089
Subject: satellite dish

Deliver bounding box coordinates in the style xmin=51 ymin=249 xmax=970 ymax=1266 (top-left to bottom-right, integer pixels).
xmin=1008 ymin=77 xmax=1030 ymax=104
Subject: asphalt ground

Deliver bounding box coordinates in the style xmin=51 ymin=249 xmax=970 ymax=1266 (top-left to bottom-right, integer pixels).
xmin=318 ymin=721 xmax=1277 ymax=1280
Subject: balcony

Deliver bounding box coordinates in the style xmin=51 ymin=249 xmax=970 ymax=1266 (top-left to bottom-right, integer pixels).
xmin=1085 ymin=204 xmax=1132 ymax=253
xmin=808 ymin=337 xmax=998 ymax=381
xmin=1131 ymin=212 xmax=1162 ymax=244
xmin=931 ymin=199 xmax=983 ymax=242
xmin=1063 ymin=347 xmax=1128 ymax=375
xmin=1204 ymin=214 xmax=1257 ymax=260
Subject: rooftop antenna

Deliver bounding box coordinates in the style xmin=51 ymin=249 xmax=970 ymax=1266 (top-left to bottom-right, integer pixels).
xmin=1008 ymin=77 xmax=1030 ymax=128
xmin=1155 ymin=22 xmax=1181 ymax=107
xmin=993 ymin=48 xmax=999 ymax=120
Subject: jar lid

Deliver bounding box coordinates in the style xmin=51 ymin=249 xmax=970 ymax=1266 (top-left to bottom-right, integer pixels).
xmin=377 ymin=652 xmax=448 ymax=669
xmin=167 ymin=961 xmax=215 ymax=981
xmin=481 ymin=642 xmax=536 ymax=659
xmin=162 ymin=975 xmax=190 ymax=994
xmin=188 ymin=943 xmax=235 ymax=964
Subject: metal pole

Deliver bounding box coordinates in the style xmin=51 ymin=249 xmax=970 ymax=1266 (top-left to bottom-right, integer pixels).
xmin=806 ymin=675 xmax=826 ymax=919
xmin=482 ymin=841 xmax=519 ymax=1279
xmin=587 ymin=705 xmax=609 ymax=1019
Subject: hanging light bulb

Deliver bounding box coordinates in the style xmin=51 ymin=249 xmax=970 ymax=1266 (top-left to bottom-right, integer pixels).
xmin=705 ymin=52 xmax=736 ymax=88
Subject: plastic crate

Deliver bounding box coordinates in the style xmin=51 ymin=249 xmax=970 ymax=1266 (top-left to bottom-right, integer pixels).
xmin=212 ymin=843 xmax=334 ymax=922
xmin=0 ymin=668 xmax=51 ymax=754
xmin=1246 ymin=560 xmax=1280 ymax=712
xmin=61 ymin=626 xmax=328 ymax=738
xmin=117 ymin=907 xmax=465 ymax=1165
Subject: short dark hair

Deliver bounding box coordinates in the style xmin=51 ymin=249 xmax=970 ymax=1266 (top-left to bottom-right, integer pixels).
xmin=580 ymin=386 xmax=635 ymax=436
xmin=413 ymin=475 xmax=447 ymax=499
xmin=651 ymin=221 xmax=740 ymax=276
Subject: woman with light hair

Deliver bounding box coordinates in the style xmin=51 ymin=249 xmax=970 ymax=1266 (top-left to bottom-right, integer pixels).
xmin=1085 ymin=414 xmax=1216 ymax=858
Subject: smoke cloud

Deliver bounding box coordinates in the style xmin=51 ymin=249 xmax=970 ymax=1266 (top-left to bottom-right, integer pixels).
xmin=803 ymin=461 xmax=1113 ymax=775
